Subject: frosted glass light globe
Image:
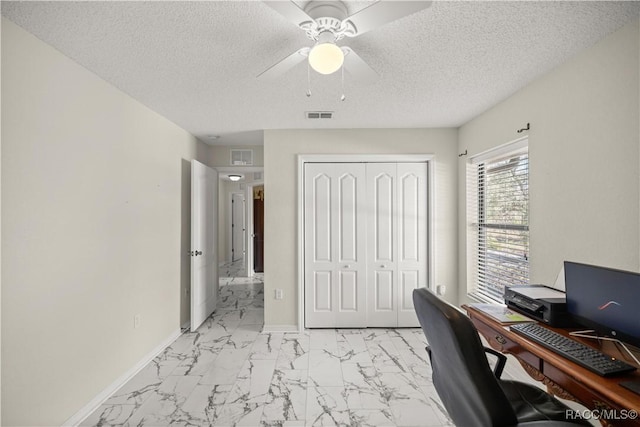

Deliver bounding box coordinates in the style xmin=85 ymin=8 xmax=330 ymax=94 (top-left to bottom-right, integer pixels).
xmin=308 ymin=42 xmax=344 ymax=75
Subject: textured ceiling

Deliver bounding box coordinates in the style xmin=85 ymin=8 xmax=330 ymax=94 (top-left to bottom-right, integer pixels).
xmin=2 ymin=1 xmax=639 ymax=146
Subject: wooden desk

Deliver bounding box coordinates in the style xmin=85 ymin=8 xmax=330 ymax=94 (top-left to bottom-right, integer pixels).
xmin=463 ymin=304 xmax=640 ymax=427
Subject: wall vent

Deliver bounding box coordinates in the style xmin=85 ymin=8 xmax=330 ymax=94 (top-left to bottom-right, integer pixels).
xmin=306 ymin=111 xmax=333 ymax=119
xmin=230 ymin=149 xmax=253 ymax=166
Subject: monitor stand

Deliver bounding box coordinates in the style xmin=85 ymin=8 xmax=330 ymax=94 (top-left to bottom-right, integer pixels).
xmin=620 ymin=380 xmax=640 ymax=396
xmin=569 ymin=329 xmax=640 ymax=366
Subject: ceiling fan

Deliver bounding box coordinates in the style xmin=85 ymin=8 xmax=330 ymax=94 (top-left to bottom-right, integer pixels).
xmin=257 ymin=0 xmax=432 ymax=83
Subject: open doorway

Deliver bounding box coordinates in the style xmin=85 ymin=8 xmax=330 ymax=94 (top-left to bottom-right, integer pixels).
xmin=230 ymin=192 xmax=246 ymax=263
xmin=217 ymin=171 xmax=264 ymax=282
xmin=252 ymin=185 xmax=264 ymax=273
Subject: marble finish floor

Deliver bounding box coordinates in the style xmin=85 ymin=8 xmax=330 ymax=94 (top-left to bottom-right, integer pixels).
xmin=81 ymin=280 xmax=455 ymax=426
xmin=219 ymin=259 xmax=264 ymax=286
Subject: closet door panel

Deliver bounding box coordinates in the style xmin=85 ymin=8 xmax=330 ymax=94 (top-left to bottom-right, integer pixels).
xmin=399 ymin=172 xmax=420 ymax=262
xmin=312 ymin=174 xmax=332 ymax=262
xmin=305 ymin=161 xmax=428 ymax=328
xmin=397 ymin=163 xmax=428 ymax=327
xmin=400 ymin=270 xmax=419 ymax=311
xmin=313 ymin=271 xmax=332 ymax=311
xmin=305 ymin=163 xmax=366 ymax=328
xmin=374 ymin=271 xmax=394 ymax=310
xmin=373 ymin=172 xmax=394 ymax=262
xmin=338 ymin=173 xmax=359 ymax=263
xmin=366 ymin=163 xmax=398 ymax=327
xmin=339 ymin=270 xmax=358 ymax=312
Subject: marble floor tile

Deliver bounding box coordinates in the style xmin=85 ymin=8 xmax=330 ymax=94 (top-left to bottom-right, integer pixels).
xmin=82 ymin=265 xmax=494 ymax=426
xmin=79 ymin=404 xmax=136 ymax=426
xmin=309 ymin=329 xmax=338 ymax=350
xmin=308 ymin=349 xmax=344 ymax=387
xmin=199 ymin=347 xmax=252 ymax=385
xmin=177 ymin=383 xmax=232 ymax=425
xmin=250 ymin=332 xmax=284 ymax=360
xmin=261 ymin=369 xmax=308 ymax=424
xmin=348 ymin=409 xmax=396 ymax=426
xmin=276 ymin=333 xmax=310 ymax=371
xmin=305 ymin=386 xmax=352 ymax=426
xmin=125 ymin=375 xmax=201 ymax=426
xmin=226 ymin=359 xmax=277 ymax=404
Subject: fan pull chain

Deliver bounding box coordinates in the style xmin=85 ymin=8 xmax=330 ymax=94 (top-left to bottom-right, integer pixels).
xmin=340 ymin=65 xmax=346 ymax=101
xmin=306 ymin=62 xmax=312 ymax=97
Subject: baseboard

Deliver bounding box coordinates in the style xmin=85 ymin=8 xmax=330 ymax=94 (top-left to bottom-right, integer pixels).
xmin=261 ymin=324 xmax=300 ymax=333
xmin=63 ymin=328 xmax=183 ymax=426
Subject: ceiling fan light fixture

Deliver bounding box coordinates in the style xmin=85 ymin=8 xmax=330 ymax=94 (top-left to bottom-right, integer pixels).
xmin=308 ymin=32 xmax=344 ymax=75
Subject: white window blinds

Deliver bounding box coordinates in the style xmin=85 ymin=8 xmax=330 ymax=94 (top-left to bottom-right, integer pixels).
xmin=469 ymin=141 xmax=529 ymax=303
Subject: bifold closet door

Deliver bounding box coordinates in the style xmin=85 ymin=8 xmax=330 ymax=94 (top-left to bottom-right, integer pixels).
xmin=366 ymin=163 xmax=398 ymax=327
xmin=304 ymin=163 xmax=367 ymax=328
xmin=367 ymin=163 xmax=427 ymax=327
xmin=396 ymin=162 xmax=428 ymax=327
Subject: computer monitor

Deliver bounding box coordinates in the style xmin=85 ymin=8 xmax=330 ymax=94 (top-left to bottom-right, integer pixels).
xmin=564 ymin=261 xmax=640 ymax=348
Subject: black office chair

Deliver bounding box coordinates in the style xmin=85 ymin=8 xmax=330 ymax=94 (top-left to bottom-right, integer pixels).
xmin=412 ymin=288 xmax=590 ymax=427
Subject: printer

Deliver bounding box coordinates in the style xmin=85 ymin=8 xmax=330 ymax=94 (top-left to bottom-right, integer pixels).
xmin=504 ymin=285 xmax=573 ymax=327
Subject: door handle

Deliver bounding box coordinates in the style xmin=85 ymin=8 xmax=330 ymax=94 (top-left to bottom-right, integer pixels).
xmin=343 ymin=265 xmax=351 ymax=268
xmin=380 ymin=264 xmax=386 ymax=268
xmin=195 ymin=250 xmax=203 ymax=256
xmin=190 ymin=250 xmax=203 ymax=256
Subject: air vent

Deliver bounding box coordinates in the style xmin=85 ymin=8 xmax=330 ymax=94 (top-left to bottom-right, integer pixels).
xmin=230 ymin=149 xmax=253 ymax=166
xmin=306 ymin=111 xmax=333 ymax=119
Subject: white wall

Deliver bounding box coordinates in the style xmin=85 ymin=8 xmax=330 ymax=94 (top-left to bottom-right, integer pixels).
xmin=458 ymin=19 xmax=640 ymax=303
xmin=1 ymin=19 xmax=211 ymax=425
xmin=263 ymin=129 xmax=458 ymax=328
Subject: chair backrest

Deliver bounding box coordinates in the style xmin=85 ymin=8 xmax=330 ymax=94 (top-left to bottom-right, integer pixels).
xmin=413 ymin=287 xmax=518 ymax=427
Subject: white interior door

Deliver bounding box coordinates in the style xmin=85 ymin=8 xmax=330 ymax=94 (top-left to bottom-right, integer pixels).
xmin=396 ymin=162 xmax=428 ymax=327
xmin=304 ymin=161 xmax=428 ymax=328
xmin=366 ymin=163 xmax=398 ymax=327
xmin=304 ymin=163 xmax=367 ymax=328
xmin=191 ymin=160 xmax=218 ymax=331
xmin=231 ymin=192 xmax=245 ymax=262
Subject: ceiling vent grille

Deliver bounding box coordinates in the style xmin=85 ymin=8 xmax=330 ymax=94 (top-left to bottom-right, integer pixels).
xmin=306 ymin=111 xmax=333 ymax=119
xmin=230 ymin=149 xmax=253 ymax=166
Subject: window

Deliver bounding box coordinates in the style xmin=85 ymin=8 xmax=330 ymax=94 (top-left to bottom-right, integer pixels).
xmin=468 ymin=139 xmax=529 ymax=303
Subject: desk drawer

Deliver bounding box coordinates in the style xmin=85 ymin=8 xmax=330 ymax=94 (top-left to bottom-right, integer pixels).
xmin=471 ymin=318 xmax=542 ymax=371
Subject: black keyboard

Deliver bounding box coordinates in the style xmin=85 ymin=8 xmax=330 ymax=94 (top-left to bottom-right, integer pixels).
xmin=510 ymin=323 xmax=637 ymax=377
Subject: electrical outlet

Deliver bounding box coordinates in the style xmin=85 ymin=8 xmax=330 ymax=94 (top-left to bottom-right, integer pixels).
xmin=436 ymin=285 xmax=446 ymax=296
xmin=134 ymin=314 xmax=141 ymax=329
xmin=275 ymin=289 xmax=284 ymax=300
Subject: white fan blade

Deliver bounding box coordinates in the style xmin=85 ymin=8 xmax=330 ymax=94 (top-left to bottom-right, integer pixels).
xmin=264 ymin=1 xmax=314 ymax=28
xmin=344 ymin=1 xmax=432 ymax=37
xmin=342 ymin=47 xmax=378 ymax=85
xmin=257 ymin=47 xmax=309 ymax=80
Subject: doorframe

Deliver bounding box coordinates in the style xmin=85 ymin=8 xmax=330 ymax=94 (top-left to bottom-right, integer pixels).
xmin=245 ymin=181 xmax=264 ymax=277
xmin=296 ymin=154 xmax=435 ymax=331
xmin=228 ymin=192 xmax=245 ymax=262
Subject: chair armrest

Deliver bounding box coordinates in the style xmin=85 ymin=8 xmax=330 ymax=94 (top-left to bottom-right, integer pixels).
xmin=483 ymin=346 xmax=507 ymax=378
